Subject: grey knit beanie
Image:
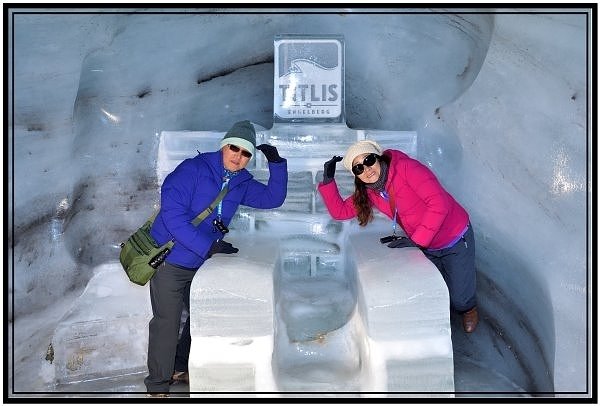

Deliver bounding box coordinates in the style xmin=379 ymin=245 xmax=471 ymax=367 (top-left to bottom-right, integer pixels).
xmin=219 ymin=120 xmax=256 ymax=156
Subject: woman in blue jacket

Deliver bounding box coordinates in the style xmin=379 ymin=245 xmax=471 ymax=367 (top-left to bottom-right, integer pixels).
xmin=144 ymin=120 xmax=287 ymax=395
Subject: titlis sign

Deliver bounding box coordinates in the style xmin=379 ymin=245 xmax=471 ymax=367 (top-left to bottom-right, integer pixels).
xmin=274 ymin=35 xmax=344 ymax=122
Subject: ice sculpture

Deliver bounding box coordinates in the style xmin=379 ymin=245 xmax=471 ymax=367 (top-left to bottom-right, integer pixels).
xmin=52 ymin=264 xmax=150 ymax=386
xmin=10 ymin=10 xmax=589 ymax=397
xmin=183 ymin=35 xmax=454 ymax=394
xmin=49 ymin=38 xmax=453 ymax=392
xmin=49 ymin=33 xmax=453 ymax=395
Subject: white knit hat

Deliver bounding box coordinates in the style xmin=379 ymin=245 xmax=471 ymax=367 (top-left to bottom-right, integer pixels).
xmin=342 ymin=140 xmax=383 ymax=172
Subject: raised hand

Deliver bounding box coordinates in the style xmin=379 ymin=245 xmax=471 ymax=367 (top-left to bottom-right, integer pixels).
xmin=322 ymin=155 xmax=343 ymax=184
xmin=256 ymin=144 xmax=284 ymax=163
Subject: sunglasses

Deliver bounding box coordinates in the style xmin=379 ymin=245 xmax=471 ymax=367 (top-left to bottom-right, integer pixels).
xmin=228 ymin=144 xmax=252 ymax=158
xmin=352 ymin=153 xmax=378 ymax=176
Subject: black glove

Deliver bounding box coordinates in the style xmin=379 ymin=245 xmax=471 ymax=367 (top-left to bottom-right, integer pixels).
xmin=208 ymin=239 xmax=239 ymax=257
xmin=256 ymin=144 xmax=284 ymax=163
xmin=322 ymin=156 xmax=343 ymax=184
xmin=387 ymin=237 xmax=418 ymax=249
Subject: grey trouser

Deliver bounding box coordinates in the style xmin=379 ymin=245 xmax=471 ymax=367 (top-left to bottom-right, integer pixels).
xmin=144 ymin=262 xmax=196 ymax=393
xmin=423 ymin=223 xmax=477 ymax=313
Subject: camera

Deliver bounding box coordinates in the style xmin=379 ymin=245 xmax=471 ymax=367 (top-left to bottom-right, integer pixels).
xmin=380 ymin=235 xmax=399 ymax=244
xmin=213 ymin=218 xmax=229 ymax=234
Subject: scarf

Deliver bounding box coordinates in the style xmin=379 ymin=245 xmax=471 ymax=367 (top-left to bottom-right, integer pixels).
xmin=365 ymin=160 xmax=389 ymax=192
xmin=223 ymin=168 xmax=240 ymax=181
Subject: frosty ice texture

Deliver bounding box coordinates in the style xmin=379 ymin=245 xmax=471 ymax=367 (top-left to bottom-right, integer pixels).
xmin=52 ymin=264 xmax=151 ymax=385
xmin=50 ymin=125 xmax=453 ymax=394
xmin=179 ymin=124 xmax=453 ymax=393
xmin=11 ymin=12 xmax=588 ymax=395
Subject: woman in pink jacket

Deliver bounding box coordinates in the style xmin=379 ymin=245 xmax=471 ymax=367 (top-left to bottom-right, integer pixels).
xmin=318 ymin=140 xmax=478 ymax=333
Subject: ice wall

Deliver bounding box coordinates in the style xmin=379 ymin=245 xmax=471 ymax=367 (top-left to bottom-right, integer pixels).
xmin=8 ymin=9 xmax=591 ymax=395
xmin=425 ymin=14 xmax=588 ymax=392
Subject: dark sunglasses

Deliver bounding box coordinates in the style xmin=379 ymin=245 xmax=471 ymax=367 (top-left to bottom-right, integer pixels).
xmin=352 ymin=153 xmax=378 ymax=176
xmin=228 ymin=144 xmax=252 ymax=158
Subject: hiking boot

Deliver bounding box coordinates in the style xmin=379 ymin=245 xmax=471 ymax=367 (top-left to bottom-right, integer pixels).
xmin=170 ymin=371 xmax=189 ymax=385
xmin=462 ymin=306 xmax=479 ymax=333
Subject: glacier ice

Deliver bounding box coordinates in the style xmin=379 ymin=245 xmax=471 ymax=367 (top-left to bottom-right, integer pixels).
xmin=7 ymin=8 xmax=592 ymax=398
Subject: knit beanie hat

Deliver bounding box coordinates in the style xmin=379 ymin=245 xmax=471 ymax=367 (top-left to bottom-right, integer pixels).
xmin=341 ymin=140 xmax=383 ymax=172
xmin=220 ymin=120 xmax=256 ymax=156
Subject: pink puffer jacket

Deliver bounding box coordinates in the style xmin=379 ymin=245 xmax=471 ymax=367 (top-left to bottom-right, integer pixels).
xmin=318 ymin=149 xmax=469 ymax=249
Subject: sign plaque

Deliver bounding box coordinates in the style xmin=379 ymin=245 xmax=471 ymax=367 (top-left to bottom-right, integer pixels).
xmin=274 ymin=35 xmax=345 ymax=123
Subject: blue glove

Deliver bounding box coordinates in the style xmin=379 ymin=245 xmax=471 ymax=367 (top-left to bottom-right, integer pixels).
xmin=208 ymin=239 xmax=239 ymax=257
xmin=387 ymin=237 xmax=418 ymax=249
xmin=322 ymin=156 xmax=343 ymax=184
xmin=256 ymin=144 xmax=284 ymax=163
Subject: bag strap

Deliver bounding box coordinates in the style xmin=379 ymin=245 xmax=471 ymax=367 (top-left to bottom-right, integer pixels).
xmin=191 ymin=184 xmax=229 ymax=226
xmin=148 ymin=211 xmax=159 ymax=223
xmin=141 ymin=184 xmax=229 ymax=250
xmin=146 ymin=184 xmax=229 ymax=227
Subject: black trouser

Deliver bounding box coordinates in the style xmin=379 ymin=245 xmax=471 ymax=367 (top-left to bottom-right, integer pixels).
xmin=422 ymin=224 xmax=477 ymax=313
xmin=144 ymin=262 xmax=196 ymax=393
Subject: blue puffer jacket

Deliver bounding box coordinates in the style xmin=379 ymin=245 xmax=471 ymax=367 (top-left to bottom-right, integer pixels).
xmin=150 ymin=150 xmax=288 ymax=269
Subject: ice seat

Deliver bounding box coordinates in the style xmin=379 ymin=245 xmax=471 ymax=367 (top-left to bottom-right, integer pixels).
xmin=187 ymin=224 xmax=454 ymax=395
xmin=188 ymin=236 xmax=280 ymax=394
xmin=347 ymin=224 xmax=455 ymax=393
xmin=51 ymin=263 xmax=150 ymax=386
